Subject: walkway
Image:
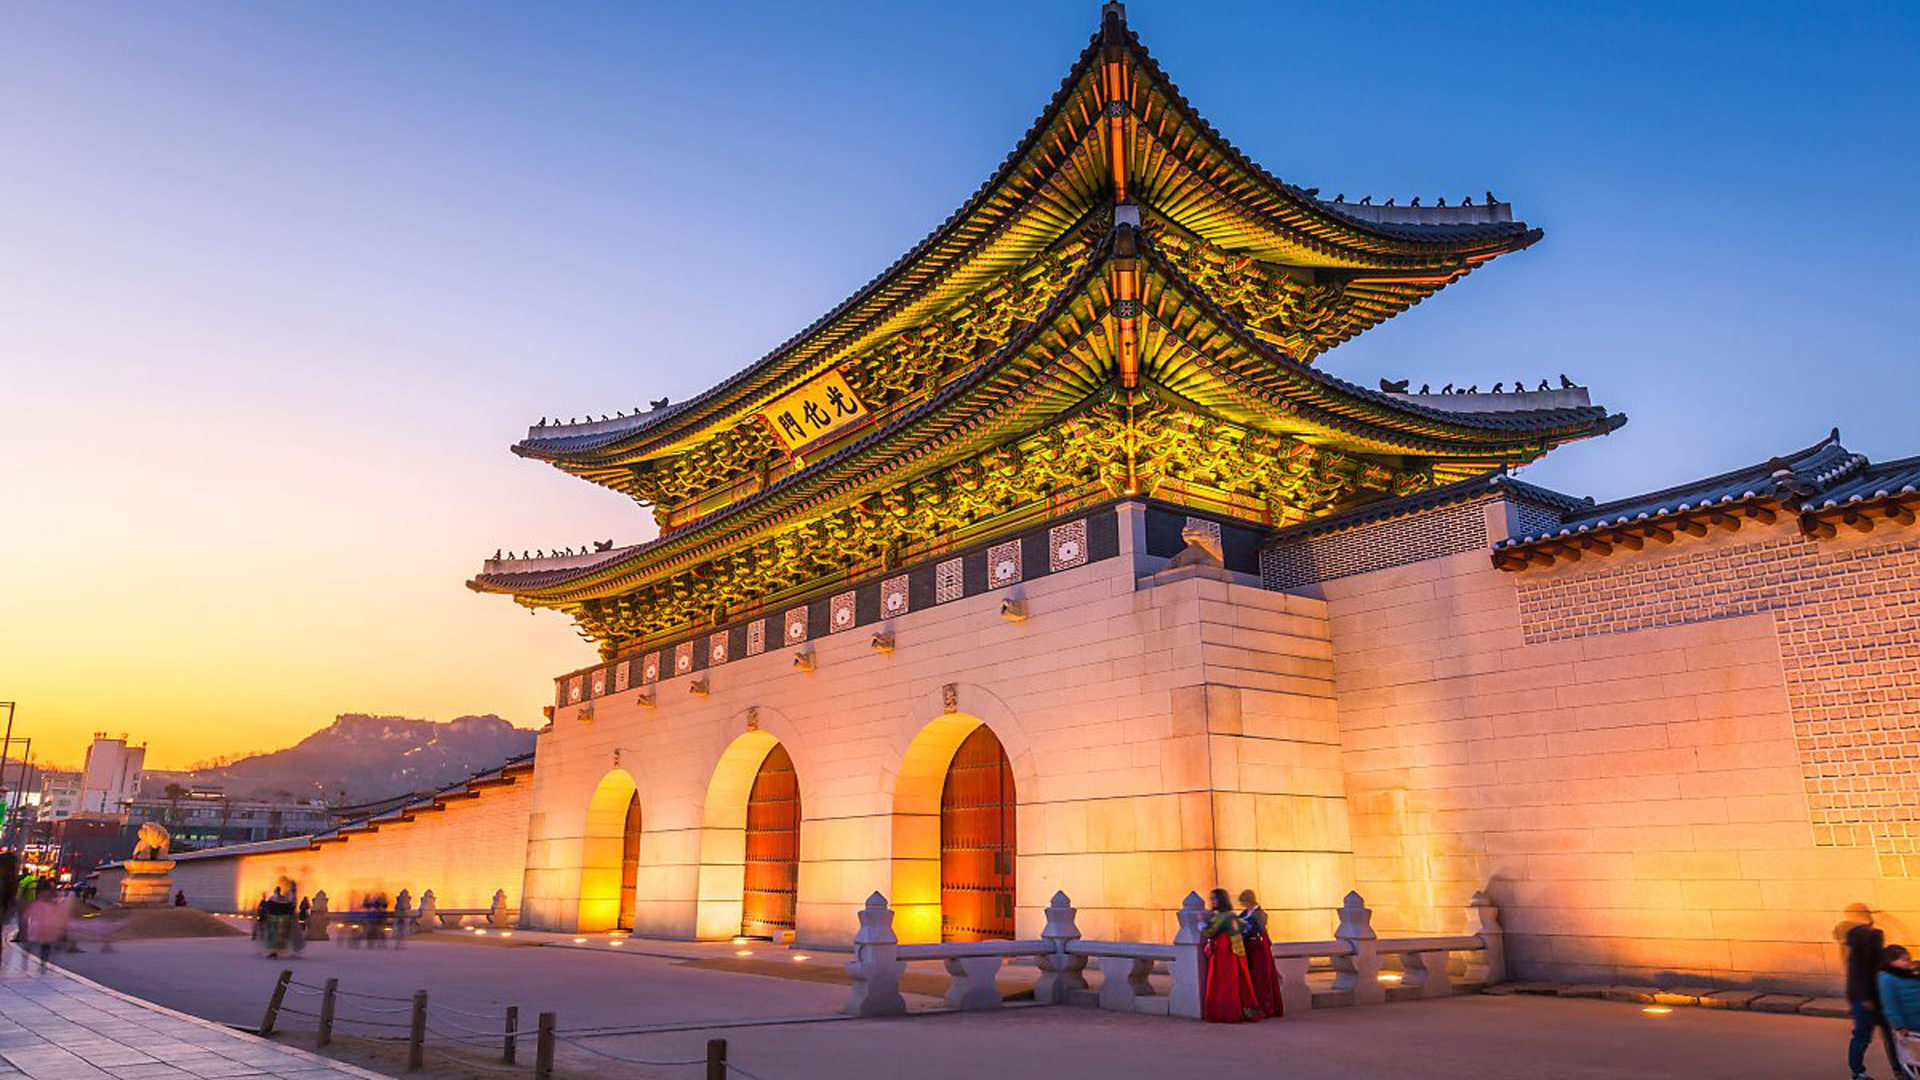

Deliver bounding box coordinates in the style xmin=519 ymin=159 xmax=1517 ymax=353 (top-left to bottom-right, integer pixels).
xmin=0 ymin=949 xmax=390 ymax=1080
xmin=58 ymin=935 xmax=1846 ymax=1080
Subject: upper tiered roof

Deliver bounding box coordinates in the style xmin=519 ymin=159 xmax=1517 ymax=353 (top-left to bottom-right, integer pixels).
xmin=473 ymin=4 xmax=1623 ymax=651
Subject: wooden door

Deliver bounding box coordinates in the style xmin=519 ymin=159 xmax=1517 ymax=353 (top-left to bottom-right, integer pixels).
xmin=742 ymin=744 xmax=800 ymax=938
xmin=940 ymin=725 xmax=1016 ymax=941
xmin=619 ymin=793 xmax=641 ymax=929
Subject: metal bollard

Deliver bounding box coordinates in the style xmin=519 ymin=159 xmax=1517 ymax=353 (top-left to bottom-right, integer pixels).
xmin=317 ymin=978 xmax=338 ymax=1046
xmin=407 ymin=990 xmax=427 ymax=1071
xmin=705 ymin=1038 xmax=728 ymax=1080
xmin=503 ymin=1004 xmax=518 ymax=1063
xmin=259 ymin=970 xmax=291 ymax=1037
xmin=534 ymin=1012 xmax=556 ymax=1080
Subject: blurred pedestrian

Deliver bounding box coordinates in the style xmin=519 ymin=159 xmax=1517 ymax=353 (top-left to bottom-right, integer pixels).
xmin=23 ymin=891 xmax=69 ymax=971
xmin=260 ymin=886 xmax=295 ymax=959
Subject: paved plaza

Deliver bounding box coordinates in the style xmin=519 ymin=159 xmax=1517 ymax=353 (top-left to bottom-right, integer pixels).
xmin=0 ymin=947 xmax=384 ymax=1080
xmin=53 ymin=934 xmax=1848 ymax=1080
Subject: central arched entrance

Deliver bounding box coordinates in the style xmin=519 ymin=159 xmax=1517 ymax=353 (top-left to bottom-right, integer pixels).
xmin=939 ymin=725 xmax=1016 ymax=941
xmin=741 ymin=744 xmax=800 ymax=938
xmin=618 ymin=793 xmax=642 ymax=929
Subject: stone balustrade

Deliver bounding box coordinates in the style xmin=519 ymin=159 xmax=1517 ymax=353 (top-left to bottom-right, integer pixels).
xmin=845 ymin=888 xmax=1504 ymax=1020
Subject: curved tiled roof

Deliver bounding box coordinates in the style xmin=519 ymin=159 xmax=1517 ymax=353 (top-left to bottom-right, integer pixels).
xmin=513 ymin=4 xmax=1546 ymax=471
xmin=1495 ymin=430 xmax=1861 ymax=549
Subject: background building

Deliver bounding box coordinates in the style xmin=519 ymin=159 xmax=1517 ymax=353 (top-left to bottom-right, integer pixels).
xmin=78 ymin=734 xmax=146 ymax=816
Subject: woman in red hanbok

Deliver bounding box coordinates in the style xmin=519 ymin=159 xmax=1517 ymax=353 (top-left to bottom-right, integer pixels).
xmin=1238 ymin=889 xmax=1282 ymax=1017
xmin=1200 ymin=888 xmax=1262 ymax=1023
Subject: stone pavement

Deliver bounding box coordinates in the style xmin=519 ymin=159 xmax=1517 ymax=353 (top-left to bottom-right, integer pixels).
xmin=58 ymin=935 xmax=1848 ymax=1080
xmin=0 ymin=948 xmax=391 ymax=1080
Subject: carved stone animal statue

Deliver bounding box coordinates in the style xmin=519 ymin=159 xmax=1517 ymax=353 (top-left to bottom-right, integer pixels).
xmin=132 ymin=821 xmax=171 ymax=860
xmin=1166 ymin=522 xmax=1225 ymax=570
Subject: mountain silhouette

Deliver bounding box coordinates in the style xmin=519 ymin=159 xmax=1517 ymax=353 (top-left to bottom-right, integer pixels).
xmin=166 ymin=714 xmax=536 ymax=806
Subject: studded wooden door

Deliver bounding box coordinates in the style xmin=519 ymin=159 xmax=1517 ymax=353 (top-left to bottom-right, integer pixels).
xmin=619 ymin=793 xmax=642 ymax=929
xmin=742 ymin=744 xmax=800 ymax=938
xmin=940 ymin=725 xmax=1016 ymax=941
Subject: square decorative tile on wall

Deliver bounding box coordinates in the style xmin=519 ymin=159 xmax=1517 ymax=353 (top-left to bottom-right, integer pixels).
xmin=935 ymin=558 xmax=964 ymax=603
xmin=987 ymin=540 xmax=1023 ymax=588
xmin=785 ymin=607 xmax=810 ymax=645
xmin=1050 ymin=519 xmax=1089 ymax=571
xmin=709 ymin=633 xmax=729 ymax=665
xmin=591 ymin=669 xmax=607 ymax=697
xmin=830 ymin=590 xmax=857 ymax=633
xmin=881 ymin=574 xmax=910 ymax=618
xmin=747 ymin=619 xmax=766 ymax=656
xmin=614 ymin=662 xmax=631 ymax=693
xmin=674 ymin=641 xmax=694 ymax=675
xmin=568 ymin=677 xmax=583 ymax=703
xmin=641 ymin=653 xmax=660 ymax=684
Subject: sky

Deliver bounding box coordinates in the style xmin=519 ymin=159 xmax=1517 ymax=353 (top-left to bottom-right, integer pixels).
xmin=2 ymin=1 xmax=1915 ymax=769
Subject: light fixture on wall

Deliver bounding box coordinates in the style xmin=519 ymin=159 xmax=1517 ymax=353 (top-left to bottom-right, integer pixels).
xmin=635 ymin=689 xmax=656 ymax=709
xmin=689 ymin=677 xmax=710 ymax=697
xmin=793 ymin=649 xmax=816 ymax=673
xmin=870 ymin=631 xmax=895 ymax=653
xmin=1000 ymin=598 xmax=1028 ymax=622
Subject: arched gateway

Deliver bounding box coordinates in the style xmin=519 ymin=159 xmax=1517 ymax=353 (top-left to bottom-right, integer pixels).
xmin=940 ymin=725 xmax=1016 ymax=941
xmin=578 ymin=769 xmax=639 ymax=932
xmin=741 ymin=744 xmax=800 ymax=938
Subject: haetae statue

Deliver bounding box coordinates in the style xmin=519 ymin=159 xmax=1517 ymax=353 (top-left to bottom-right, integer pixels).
xmin=1166 ymin=521 xmax=1226 ymax=570
xmin=132 ymin=821 xmax=172 ymax=861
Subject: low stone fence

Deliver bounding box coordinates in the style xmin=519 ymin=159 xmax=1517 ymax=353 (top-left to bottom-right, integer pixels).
xmin=300 ymin=887 xmax=517 ymax=941
xmin=846 ymin=888 xmax=1504 ymax=1020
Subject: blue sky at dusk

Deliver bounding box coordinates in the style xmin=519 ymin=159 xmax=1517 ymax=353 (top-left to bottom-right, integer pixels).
xmin=3 ymin=1 xmax=1915 ymax=765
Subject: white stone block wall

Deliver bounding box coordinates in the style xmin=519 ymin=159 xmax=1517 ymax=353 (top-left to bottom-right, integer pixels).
xmin=521 ymin=503 xmax=1355 ymax=946
xmin=1319 ymin=518 xmax=1920 ymax=994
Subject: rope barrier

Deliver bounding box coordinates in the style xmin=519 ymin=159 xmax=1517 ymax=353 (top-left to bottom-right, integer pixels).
xmin=424 ymin=1022 xmax=510 ymax=1046
xmin=333 ymin=987 xmax=415 ymax=1003
xmin=428 ymin=1015 xmax=519 ymax=1037
xmin=555 ymin=1037 xmax=707 ymax=1067
xmin=428 ymin=1046 xmax=529 ymax=1074
xmin=725 ymin=1061 xmax=782 ymax=1080
xmin=431 ymin=1001 xmax=515 ymax=1021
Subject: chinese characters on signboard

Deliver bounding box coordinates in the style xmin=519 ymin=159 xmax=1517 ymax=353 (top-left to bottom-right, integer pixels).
xmin=760 ymin=369 xmax=870 ymax=454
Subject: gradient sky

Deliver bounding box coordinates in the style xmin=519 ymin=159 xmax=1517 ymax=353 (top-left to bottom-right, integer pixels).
xmin=3 ymin=1 xmax=1915 ymax=769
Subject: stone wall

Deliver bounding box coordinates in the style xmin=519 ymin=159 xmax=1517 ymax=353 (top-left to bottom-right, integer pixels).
xmin=1319 ymin=509 xmax=1920 ymax=994
xmin=94 ymin=771 xmax=533 ymax=914
xmin=522 ymin=502 xmax=1354 ymax=946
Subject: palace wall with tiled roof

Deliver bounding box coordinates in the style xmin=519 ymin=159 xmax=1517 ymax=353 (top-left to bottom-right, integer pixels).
xmin=1314 ymin=499 xmax=1920 ymax=995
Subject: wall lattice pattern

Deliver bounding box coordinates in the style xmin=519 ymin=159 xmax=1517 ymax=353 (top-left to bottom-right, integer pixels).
xmin=1261 ymin=499 xmax=1493 ymax=590
xmin=1516 ymin=532 xmax=1920 ymax=876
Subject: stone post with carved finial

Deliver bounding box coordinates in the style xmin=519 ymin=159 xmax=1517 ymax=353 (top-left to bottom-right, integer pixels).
xmin=845 ymin=892 xmax=906 ymax=1017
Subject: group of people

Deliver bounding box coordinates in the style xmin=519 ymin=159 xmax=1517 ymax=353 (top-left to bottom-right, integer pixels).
xmin=1199 ymin=888 xmax=1284 ymax=1023
xmin=252 ymin=884 xmax=305 ymax=958
xmin=1843 ymin=907 xmax=1920 ymax=1080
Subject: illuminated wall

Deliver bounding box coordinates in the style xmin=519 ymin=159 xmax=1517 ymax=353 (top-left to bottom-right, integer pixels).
xmin=520 ymin=503 xmax=1355 ymax=944
xmin=95 ymin=771 xmax=532 ymax=914
xmin=1319 ymin=510 xmax=1919 ymax=994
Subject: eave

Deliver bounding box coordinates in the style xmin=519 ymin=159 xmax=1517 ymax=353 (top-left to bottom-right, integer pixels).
xmin=507 ymin=4 xmax=1549 ymax=489
xmin=474 ymin=237 xmax=1621 ymax=609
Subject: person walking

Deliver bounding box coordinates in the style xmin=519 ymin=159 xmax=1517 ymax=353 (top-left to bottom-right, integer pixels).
xmin=1200 ymin=888 xmax=1261 ymax=1023
xmin=1846 ymin=905 xmax=1905 ymax=1080
xmin=23 ymin=891 xmax=68 ymax=972
xmin=1237 ymin=889 xmax=1281 ymax=1018
xmin=260 ymin=886 xmax=295 ymax=959
xmin=1879 ymin=946 xmax=1920 ymax=1078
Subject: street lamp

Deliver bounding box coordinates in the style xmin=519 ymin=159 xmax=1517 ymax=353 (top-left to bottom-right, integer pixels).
xmin=0 ymin=702 xmax=14 ymax=847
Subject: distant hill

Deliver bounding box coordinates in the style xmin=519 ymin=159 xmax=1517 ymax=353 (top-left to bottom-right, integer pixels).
xmin=169 ymin=714 xmax=536 ymax=805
